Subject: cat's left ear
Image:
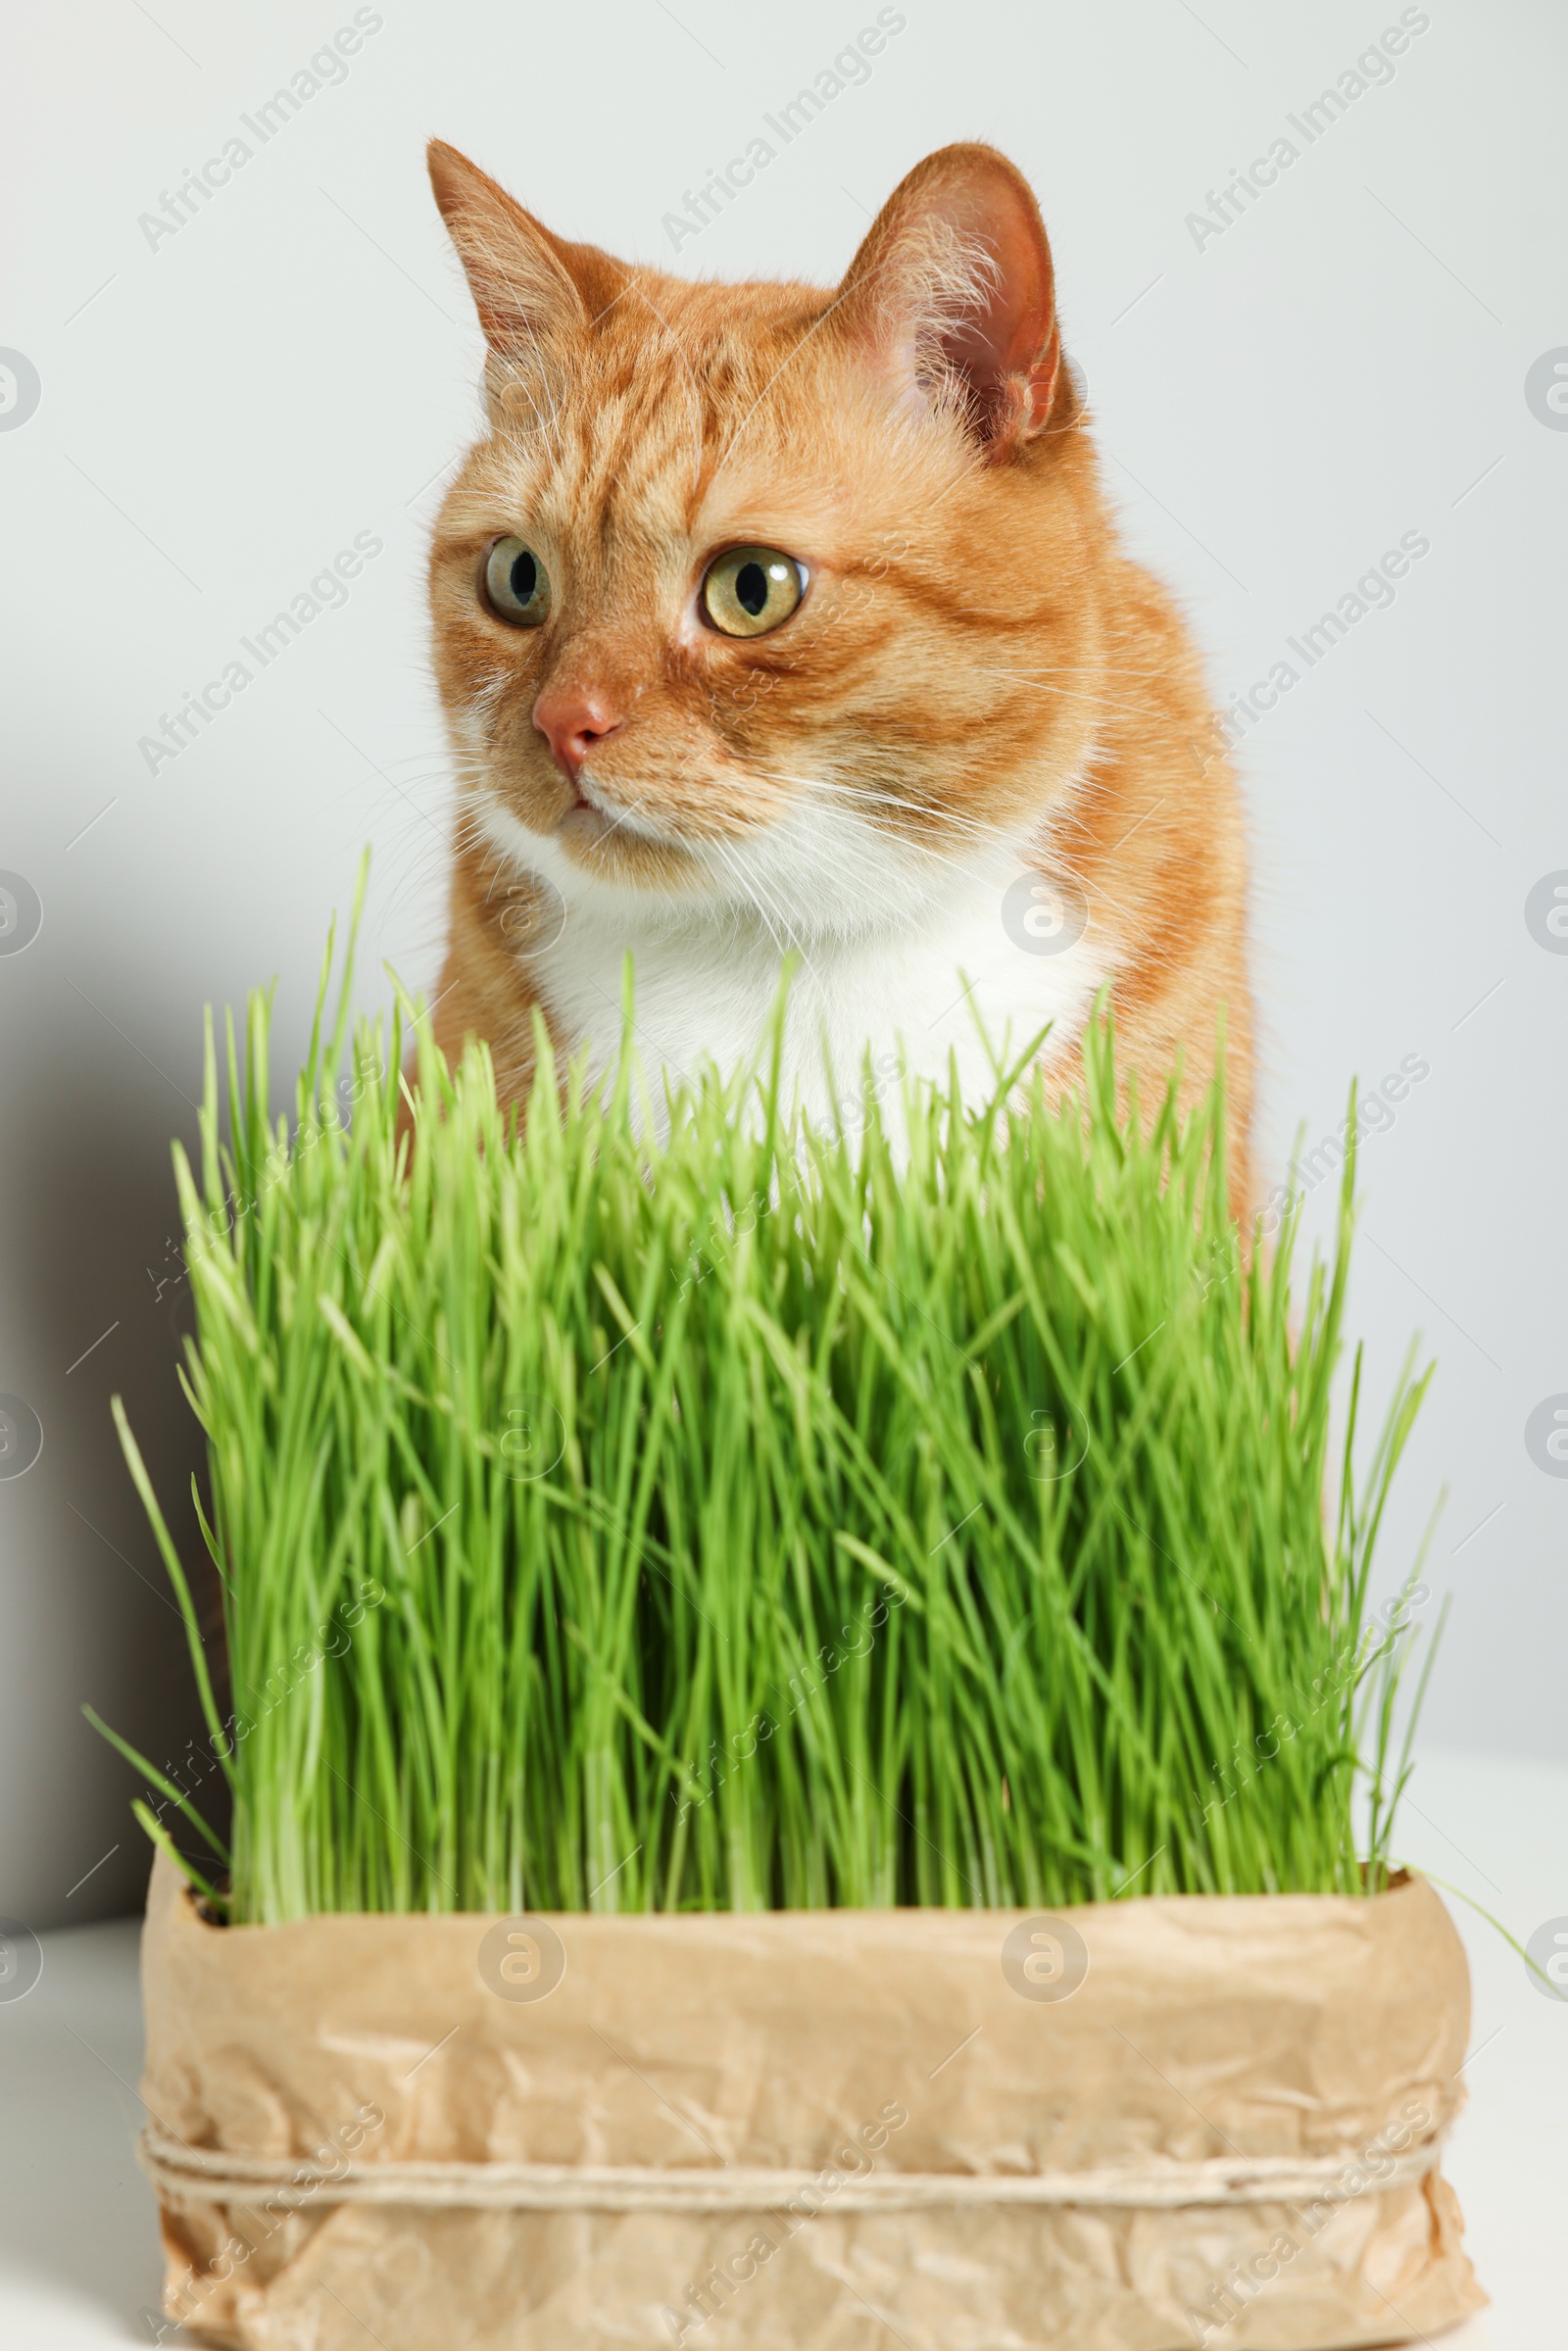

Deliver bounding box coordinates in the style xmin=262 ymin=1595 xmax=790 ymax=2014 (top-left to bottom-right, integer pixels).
xmin=833 ymin=144 xmax=1061 ymax=461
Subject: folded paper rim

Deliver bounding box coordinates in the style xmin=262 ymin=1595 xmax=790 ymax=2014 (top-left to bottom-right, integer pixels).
xmin=140 ymin=1853 xmax=1473 ymax=2187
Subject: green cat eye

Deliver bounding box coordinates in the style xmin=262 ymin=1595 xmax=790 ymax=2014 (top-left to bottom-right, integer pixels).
xmin=701 ymin=545 xmax=804 ymax=638
xmin=483 ymin=536 xmax=552 ymax=627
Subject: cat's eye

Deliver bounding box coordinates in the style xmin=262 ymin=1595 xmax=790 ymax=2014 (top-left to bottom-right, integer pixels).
xmin=483 ymin=537 xmax=552 ymax=627
xmin=701 ymin=546 xmax=804 ymax=638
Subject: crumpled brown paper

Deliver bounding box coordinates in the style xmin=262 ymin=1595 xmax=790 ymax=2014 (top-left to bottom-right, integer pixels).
xmin=139 ymin=1852 xmax=1485 ymax=2349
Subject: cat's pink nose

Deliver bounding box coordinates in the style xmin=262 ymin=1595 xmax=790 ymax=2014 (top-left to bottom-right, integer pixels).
xmin=533 ymin=686 xmax=624 ymax=781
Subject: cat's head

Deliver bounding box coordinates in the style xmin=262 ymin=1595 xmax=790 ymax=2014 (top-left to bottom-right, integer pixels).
xmin=427 ymin=139 xmax=1100 ymax=942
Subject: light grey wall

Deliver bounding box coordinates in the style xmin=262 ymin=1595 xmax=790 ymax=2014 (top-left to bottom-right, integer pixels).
xmin=2 ymin=0 xmax=1563 ymax=1928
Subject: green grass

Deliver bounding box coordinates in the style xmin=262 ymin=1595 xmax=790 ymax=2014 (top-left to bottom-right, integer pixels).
xmin=96 ymin=904 xmax=1442 ymax=1924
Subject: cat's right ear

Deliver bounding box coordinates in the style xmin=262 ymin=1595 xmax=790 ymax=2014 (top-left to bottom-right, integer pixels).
xmin=427 ymin=141 xmax=590 ymax=357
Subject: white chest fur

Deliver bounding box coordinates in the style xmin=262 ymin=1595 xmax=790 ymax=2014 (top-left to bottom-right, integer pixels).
xmin=475 ymin=797 xmax=1110 ymax=1128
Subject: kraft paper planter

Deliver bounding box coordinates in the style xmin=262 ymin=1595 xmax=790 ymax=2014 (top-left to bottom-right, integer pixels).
xmin=139 ymin=1853 xmax=1485 ymax=2351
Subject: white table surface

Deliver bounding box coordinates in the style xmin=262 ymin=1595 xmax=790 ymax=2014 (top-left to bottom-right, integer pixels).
xmin=2 ymin=1746 xmax=1562 ymax=2349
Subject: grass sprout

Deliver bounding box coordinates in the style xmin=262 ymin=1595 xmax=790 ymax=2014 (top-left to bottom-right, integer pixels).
xmin=99 ymin=899 xmax=1441 ymax=1923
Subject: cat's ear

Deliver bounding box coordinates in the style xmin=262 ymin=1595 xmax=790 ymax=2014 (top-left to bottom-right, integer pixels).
xmin=834 ymin=144 xmax=1061 ymax=461
xmin=427 ymin=141 xmax=590 ymax=355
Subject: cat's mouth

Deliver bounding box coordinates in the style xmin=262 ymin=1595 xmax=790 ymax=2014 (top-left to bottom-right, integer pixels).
xmin=551 ymin=770 xmax=691 ymax=857
xmin=493 ymin=759 xmax=781 ymax=888
xmin=556 ymin=772 xmax=628 ymax=851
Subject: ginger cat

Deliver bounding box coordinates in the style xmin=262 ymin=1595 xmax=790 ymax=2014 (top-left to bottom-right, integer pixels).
xmin=423 ymin=139 xmax=1253 ymax=1203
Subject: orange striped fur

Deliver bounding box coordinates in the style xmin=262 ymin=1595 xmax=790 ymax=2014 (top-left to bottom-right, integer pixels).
xmin=423 ymin=140 xmax=1253 ymax=1204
